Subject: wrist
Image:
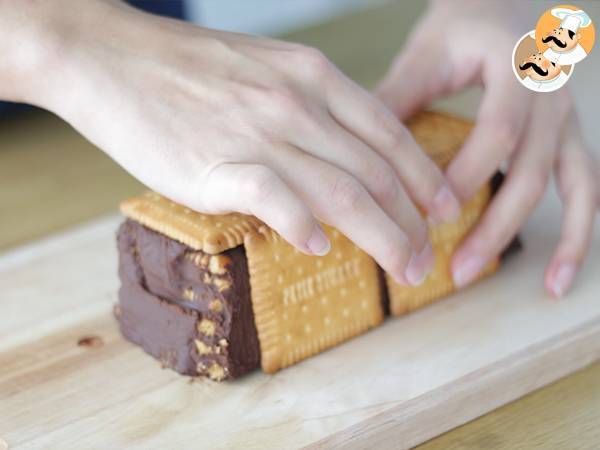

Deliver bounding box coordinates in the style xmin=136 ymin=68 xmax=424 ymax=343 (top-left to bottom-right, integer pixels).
xmin=0 ymin=0 xmax=58 ymax=104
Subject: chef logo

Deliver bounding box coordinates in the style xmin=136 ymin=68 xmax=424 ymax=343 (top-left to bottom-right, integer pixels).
xmin=512 ymin=31 xmax=573 ymax=93
xmin=512 ymin=5 xmax=594 ymax=93
xmin=537 ymin=6 xmax=595 ymax=65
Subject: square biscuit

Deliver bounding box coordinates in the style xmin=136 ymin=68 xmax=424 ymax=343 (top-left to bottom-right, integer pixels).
xmin=385 ymin=111 xmax=501 ymax=315
xmin=244 ymin=225 xmax=384 ymax=373
xmin=406 ymin=110 xmax=472 ymax=169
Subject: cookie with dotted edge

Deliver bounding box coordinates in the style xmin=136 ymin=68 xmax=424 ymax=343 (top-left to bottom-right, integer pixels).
xmin=120 ymin=191 xmax=263 ymax=254
xmin=386 ymin=183 xmax=499 ymax=316
xmin=244 ymin=224 xmax=384 ymax=373
xmin=385 ymin=110 xmax=500 ymax=315
xmin=406 ymin=110 xmax=473 ymax=170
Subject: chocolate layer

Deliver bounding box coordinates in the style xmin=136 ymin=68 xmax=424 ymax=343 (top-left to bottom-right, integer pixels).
xmin=117 ymin=277 xmax=199 ymax=375
xmin=116 ymin=220 xmax=260 ymax=380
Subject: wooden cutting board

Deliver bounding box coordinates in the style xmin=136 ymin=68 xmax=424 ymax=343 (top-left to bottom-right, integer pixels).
xmin=1 ymin=191 xmax=598 ymax=450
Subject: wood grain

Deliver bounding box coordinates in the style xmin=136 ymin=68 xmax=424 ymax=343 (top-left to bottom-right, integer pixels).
xmin=313 ymin=320 xmax=600 ymax=449
xmin=0 ymin=190 xmax=598 ymax=448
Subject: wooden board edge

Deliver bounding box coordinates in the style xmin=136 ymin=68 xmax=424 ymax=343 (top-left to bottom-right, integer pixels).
xmin=307 ymin=315 xmax=600 ymax=449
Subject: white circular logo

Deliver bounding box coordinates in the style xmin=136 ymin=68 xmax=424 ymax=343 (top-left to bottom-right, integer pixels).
xmin=512 ymin=30 xmax=574 ymax=93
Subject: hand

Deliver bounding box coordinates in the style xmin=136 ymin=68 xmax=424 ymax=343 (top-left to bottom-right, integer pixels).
xmin=5 ymin=0 xmax=464 ymax=285
xmin=376 ymin=0 xmax=599 ymax=297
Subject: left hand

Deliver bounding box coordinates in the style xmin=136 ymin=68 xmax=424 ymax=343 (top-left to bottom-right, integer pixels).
xmin=376 ymin=0 xmax=600 ymax=298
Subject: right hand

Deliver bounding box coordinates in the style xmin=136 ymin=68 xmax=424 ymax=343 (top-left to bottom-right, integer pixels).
xmin=375 ymin=0 xmax=600 ymax=296
xmin=12 ymin=0 xmax=462 ymax=284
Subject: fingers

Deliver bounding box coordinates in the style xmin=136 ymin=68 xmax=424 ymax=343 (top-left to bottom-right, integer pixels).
xmin=374 ymin=20 xmax=485 ymax=122
xmin=265 ymin=148 xmax=434 ymax=285
xmin=251 ymin=42 xmax=460 ymax=225
xmin=324 ymin=73 xmax=462 ymax=225
xmin=451 ymin=96 xmax=562 ymax=288
xmin=545 ymin=119 xmax=599 ymax=298
xmin=202 ymin=163 xmax=330 ymax=256
xmin=446 ymin=64 xmax=533 ymax=203
xmin=290 ymin=111 xmax=429 ymax=251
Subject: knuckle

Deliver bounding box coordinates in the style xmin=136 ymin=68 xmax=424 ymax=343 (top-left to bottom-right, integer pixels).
xmin=275 ymin=212 xmax=307 ymax=240
xmin=264 ymin=87 xmax=305 ymax=119
xmin=413 ymin=222 xmax=429 ymax=250
xmin=260 ymin=90 xmax=316 ymax=133
xmin=244 ymin=166 xmax=278 ymax=204
xmin=526 ymin=171 xmax=549 ymax=205
xmin=369 ymin=163 xmax=399 ymax=203
xmin=420 ymin=164 xmax=445 ymax=200
xmin=489 ymin=121 xmax=519 ymax=152
xmin=381 ymin=238 xmax=409 ymax=274
xmin=328 ymin=174 xmax=367 ymax=213
xmin=381 ymin=122 xmax=409 ymax=150
xmin=472 ymin=223 xmax=504 ymax=252
xmin=475 ymin=209 xmax=517 ymax=250
xmin=245 ymin=123 xmax=272 ymax=144
xmin=198 ymin=166 xmax=223 ymax=212
xmin=559 ymin=234 xmax=589 ymax=265
xmin=293 ymin=45 xmax=332 ymax=78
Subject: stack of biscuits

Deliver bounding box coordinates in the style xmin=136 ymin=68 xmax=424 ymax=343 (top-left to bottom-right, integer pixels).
xmin=115 ymin=111 xmax=517 ymax=381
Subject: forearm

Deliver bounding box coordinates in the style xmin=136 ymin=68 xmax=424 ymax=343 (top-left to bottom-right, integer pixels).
xmin=0 ymin=0 xmax=57 ymax=103
xmin=0 ymin=0 xmax=118 ymax=107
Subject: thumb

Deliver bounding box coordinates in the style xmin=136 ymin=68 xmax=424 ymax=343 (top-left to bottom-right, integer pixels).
xmin=375 ymin=40 xmax=451 ymax=120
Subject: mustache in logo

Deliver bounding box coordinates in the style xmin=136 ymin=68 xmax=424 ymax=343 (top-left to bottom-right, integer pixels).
xmin=519 ymin=62 xmax=549 ymax=77
xmin=542 ymin=35 xmax=567 ymax=48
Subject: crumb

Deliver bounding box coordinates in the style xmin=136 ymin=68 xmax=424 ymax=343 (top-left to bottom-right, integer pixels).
xmin=77 ymin=335 xmax=104 ymax=348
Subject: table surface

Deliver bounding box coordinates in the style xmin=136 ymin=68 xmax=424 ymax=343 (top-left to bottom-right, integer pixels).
xmin=0 ymin=2 xmax=598 ymax=449
xmin=1 ymin=208 xmax=598 ymax=449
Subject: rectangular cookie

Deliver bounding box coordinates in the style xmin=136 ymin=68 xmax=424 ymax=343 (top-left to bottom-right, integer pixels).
xmin=244 ymin=225 xmax=383 ymax=373
xmin=385 ymin=184 xmax=499 ymax=316
xmin=115 ymin=110 xmax=518 ymax=381
xmin=116 ymin=212 xmax=384 ymax=378
xmin=384 ymin=112 xmax=509 ymax=316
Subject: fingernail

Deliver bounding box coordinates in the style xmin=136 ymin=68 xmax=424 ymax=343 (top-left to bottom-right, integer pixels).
xmin=453 ymin=255 xmax=485 ymax=288
xmin=404 ymin=243 xmax=435 ymax=286
xmin=433 ymin=185 xmax=461 ymax=224
xmin=550 ymin=263 xmax=576 ymax=298
xmin=306 ymin=225 xmax=331 ymax=256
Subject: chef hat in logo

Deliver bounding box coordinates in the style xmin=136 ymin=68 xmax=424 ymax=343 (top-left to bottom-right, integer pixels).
xmin=551 ymin=8 xmax=592 ymax=33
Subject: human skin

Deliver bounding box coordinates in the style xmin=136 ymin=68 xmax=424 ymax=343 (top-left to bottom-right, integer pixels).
xmin=0 ymin=0 xmax=468 ymax=286
xmin=377 ymin=0 xmax=600 ymax=297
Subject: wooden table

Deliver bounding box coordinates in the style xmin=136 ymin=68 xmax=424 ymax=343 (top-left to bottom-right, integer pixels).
xmin=1 ymin=2 xmax=598 ymax=448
